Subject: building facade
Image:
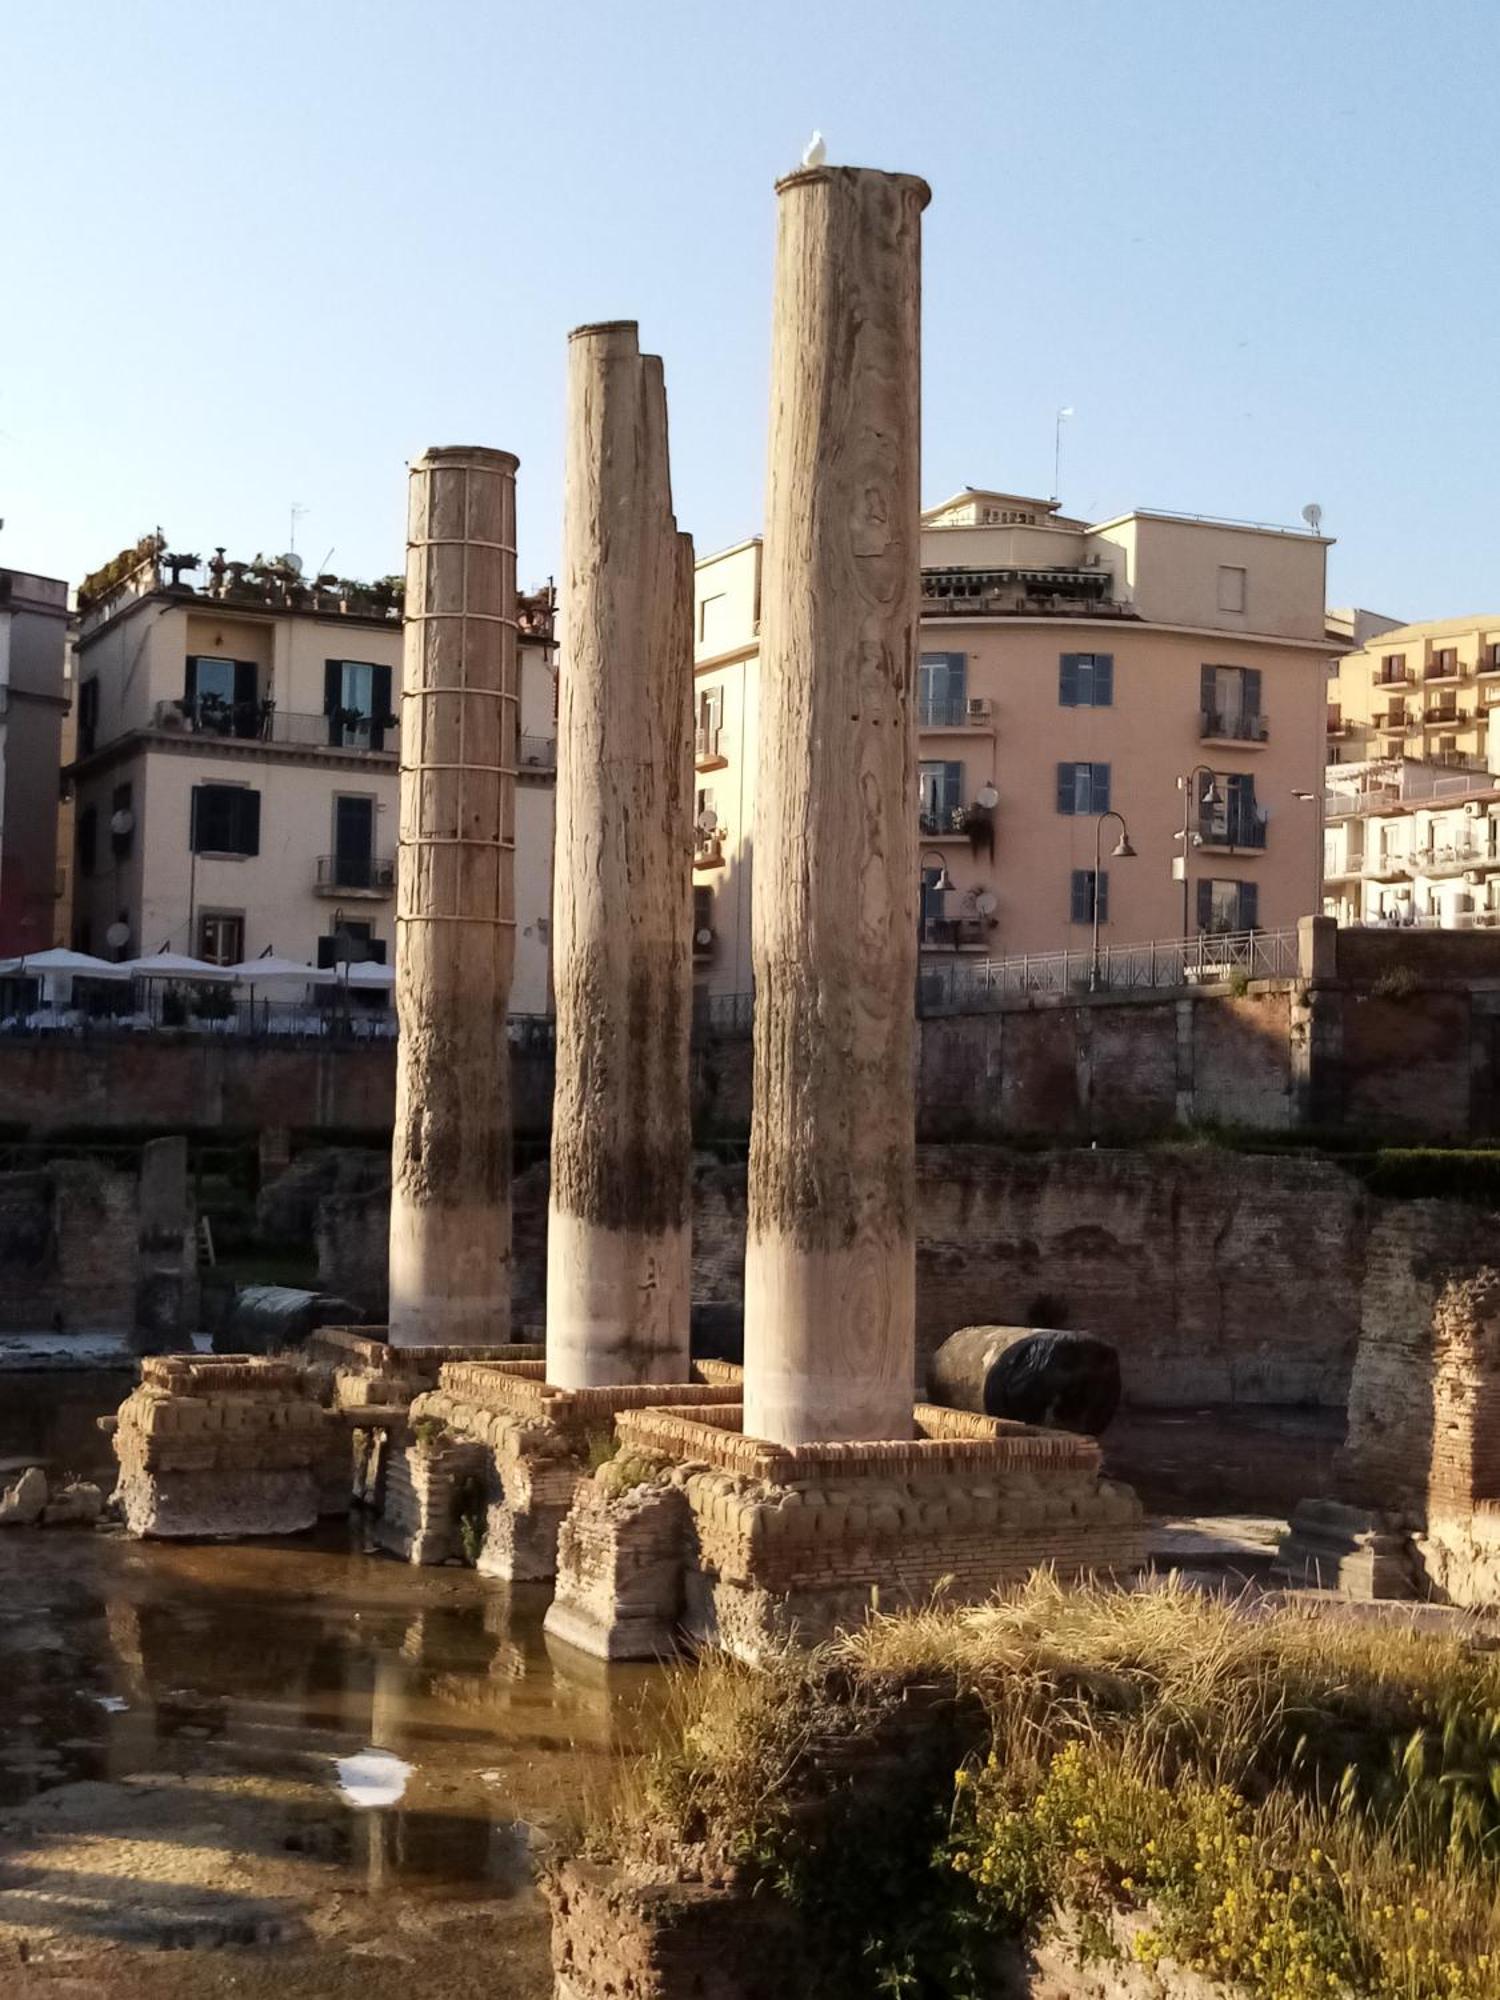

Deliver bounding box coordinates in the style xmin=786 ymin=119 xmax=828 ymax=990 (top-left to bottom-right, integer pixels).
xmin=1324 ymin=758 xmax=1500 ymax=931
xmin=68 ymin=539 xmax=556 ymax=1010
xmin=0 ymin=567 xmax=69 ymax=956
xmin=691 ymin=490 xmax=1334 ymax=995
xmin=1328 ymin=615 xmax=1500 ymax=772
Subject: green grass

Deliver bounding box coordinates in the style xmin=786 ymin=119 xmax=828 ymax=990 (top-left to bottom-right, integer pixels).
xmin=579 ymin=1579 xmax=1500 ymax=2000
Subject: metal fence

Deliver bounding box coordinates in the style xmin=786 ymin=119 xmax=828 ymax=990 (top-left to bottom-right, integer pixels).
xmin=918 ymin=927 xmax=1301 ymax=1013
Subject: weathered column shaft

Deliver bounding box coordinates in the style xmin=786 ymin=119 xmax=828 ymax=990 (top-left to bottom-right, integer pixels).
xmin=388 ymin=446 xmax=518 ymax=1347
xmin=742 ymin=166 xmax=929 ymax=1445
xmin=546 ymin=323 xmax=694 ymax=1387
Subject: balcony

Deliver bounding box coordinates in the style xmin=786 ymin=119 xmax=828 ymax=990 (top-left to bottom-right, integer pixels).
xmin=1376 ymin=668 xmax=1416 ymax=687
xmin=694 ymin=832 xmax=726 ymax=869
xmin=1198 ymin=814 xmax=1267 ymax=853
xmin=694 ymin=725 xmax=727 ymax=771
xmin=919 ymin=808 xmax=967 ymax=839
xmin=148 ymin=698 xmax=399 ymax=756
xmin=315 ymin=854 xmax=396 ymax=898
xmin=918 ymin=696 xmax=968 ymax=729
xmin=1423 ymin=659 xmax=1464 ymax=685
xmin=1422 ymin=703 xmax=1463 ymax=726
xmin=1408 ymin=838 xmax=1491 ymax=878
xmin=920 ymin=916 xmax=989 ymax=951
xmin=1200 ymin=710 xmax=1269 ymax=746
xmin=518 ymin=733 xmax=557 ymax=772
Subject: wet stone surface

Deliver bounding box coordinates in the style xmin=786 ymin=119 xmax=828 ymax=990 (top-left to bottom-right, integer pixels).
xmin=0 ymin=1524 xmax=668 ymax=1998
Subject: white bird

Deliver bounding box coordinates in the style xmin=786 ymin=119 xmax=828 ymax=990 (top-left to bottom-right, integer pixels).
xmin=801 ymin=130 xmax=826 ymax=168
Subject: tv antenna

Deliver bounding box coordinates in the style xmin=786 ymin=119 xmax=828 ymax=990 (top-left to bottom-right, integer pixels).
xmin=289 ymin=501 xmax=308 ymax=554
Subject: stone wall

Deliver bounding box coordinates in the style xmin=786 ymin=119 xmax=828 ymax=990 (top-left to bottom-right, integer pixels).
xmin=0 ymin=1161 xmax=138 ymax=1331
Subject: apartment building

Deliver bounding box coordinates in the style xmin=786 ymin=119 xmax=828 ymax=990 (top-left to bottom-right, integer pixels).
xmin=1328 ymin=615 xmax=1500 ymax=771
xmin=67 ymin=537 xmax=556 ymax=1009
xmin=1324 ymin=758 xmax=1500 ymax=930
xmin=690 ymin=489 xmax=1334 ymax=994
xmin=0 ymin=567 xmax=69 ymax=955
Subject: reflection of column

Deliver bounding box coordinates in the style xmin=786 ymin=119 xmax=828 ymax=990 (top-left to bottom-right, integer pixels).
xmin=389 ymin=447 xmax=519 ymax=1347
xmin=546 ymin=323 xmax=694 ymax=1388
xmin=742 ymin=166 xmax=929 ymax=1447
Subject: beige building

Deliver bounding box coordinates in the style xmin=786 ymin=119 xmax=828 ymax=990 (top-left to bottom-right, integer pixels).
xmin=68 ymin=539 xmax=556 ymax=1010
xmin=1324 ymin=758 xmax=1500 ymax=930
xmin=1328 ymin=615 xmax=1500 ymax=772
xmin=691 ymin=489 xmax=1335 ymax=995
xmin=0 ymin=567 xmax=69 ymax=956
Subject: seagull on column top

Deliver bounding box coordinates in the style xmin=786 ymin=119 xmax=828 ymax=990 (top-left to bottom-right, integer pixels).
xmin=801 ymin=130 xmax=827 ymax=167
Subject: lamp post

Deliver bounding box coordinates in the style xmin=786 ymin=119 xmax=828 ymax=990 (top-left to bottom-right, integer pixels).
xmin=1176 ymin=764 xmax=1219 ymax=938
xmin=1090 ymin=810 xmax=1135 ymax=990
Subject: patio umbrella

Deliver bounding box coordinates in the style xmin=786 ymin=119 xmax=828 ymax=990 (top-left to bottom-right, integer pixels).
xmin=340 ymin=959 xmax=396 ymax=989
xmin=227 ymin=955 xmax=333 ymax=987
xmin=2 ymin=947 xmax=133 ymax=981
xmin=121 ymin=950 xmax=235 ymax=981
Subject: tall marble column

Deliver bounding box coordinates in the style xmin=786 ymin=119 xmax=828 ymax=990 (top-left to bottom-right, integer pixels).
xmin=741 ymin=166 xmax=930 ymax=1445
xmin=545 ymin=324 xmax=694 ymax=1387
xmin=388 ymin=446 xmax=518 ymax=1348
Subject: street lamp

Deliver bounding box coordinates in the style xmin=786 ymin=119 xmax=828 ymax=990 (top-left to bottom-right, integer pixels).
xmin=1090 ymin=810 xmax=1136 ymax=990
xmin=1176 ymin=764 xmax=1219 ymax=937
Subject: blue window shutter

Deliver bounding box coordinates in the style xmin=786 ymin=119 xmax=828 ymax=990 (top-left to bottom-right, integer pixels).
xmin=1243 ymin=667 xmax=1262 ymax=715
xmin=1059 ymin=654 xmax=1079 ymax=707
xmin=1094 ymin=763 xmax=1111 ymax=814
xmin=1096 ymin=870 xmax=1108 ymax=922
xmin=1200 ymin=663 xmax=1216 ymax=718
xmin=1197 ymin=879 xmax=1214 ymax=932
xmin=1070 ymin=870 xmax=1089 ymax=922
xmin=1056 ymin=763 xmax=1075 ymax=814
xmin=1240 ymin=881 xmax=1259 ymax=931
xmin=1094 ymin=654 xmax=1114 ymax=706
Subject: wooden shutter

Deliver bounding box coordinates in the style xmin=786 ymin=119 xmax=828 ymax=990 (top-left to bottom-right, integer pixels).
xmin=371 ymin=664 xmax=393 ymax=751
xmin=1095 ymin=870 xmax=1109 ymax=922
xmin=1200 ymin=663 xmax=1216 ymax=721
xmin=1242 ymin=667 xmax=1262 ymax=715
xmin=237 ymin=789 xmax=262 ymax=857
xmin=1093 ymin=763 xmax=1111 ymax=813
xmin=1239 ymin=881 xmax=1259 ymax=932
xmin=1056 ymin=763 xmax=1076 ymax=814
xmin=1093 ymin=654 xmax=1114 ymax=706
xmin=1070 ymin=870 xmax=1091 ymax=923
xmin=325 ymin=661 xmax=343 ymax=747
xmin=184 ymin=655 xmax=199 ymax=705
xmin=1059 ymin=655 xmax=1079 ymax=707
xmin=1197 ymin=879 xmax=1214 ymax=932
xmin=233 ymin=659 xmax=258 ymax=736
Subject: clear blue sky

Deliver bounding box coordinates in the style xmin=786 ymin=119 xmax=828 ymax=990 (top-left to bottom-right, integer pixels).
xmin=2 ymin=0 xmax=1494 ymax=620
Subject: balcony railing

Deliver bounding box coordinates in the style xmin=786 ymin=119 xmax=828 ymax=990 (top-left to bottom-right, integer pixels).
xmin=694 ymin=724 xmax=725 ymax=765
xmin=149 ymin=699 xmax=399 ymax=754
xmin=315 ymin=854 xmax=396 ymax=895
xmin=1200 ymin=710 xmax=1269 ymax=743
xmin=918 ymin=926 xmax=1300 ymax=1010
xmin=920 ymin=916 xmax=988 ymax=950
xmin=918 ymin=696 xmax=969 ymax=728
xmin=1198 ymin=813 xmax=1267 ymax=851
xmin=518 ymin=733 xmax=557 ymax=771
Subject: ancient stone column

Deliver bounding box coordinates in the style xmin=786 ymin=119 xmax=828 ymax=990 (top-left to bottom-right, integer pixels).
xmin=546 ymin=324 xmax=694 ymax=1387
xmin=742 ymin=166 xmax=929 ymax=1446
xmin=388 ymin=446 xmax=518 ymax=1348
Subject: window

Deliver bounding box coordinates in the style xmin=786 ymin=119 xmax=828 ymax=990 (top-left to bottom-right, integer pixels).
xmin=698 ymin=593 xmax=729 ymax=647
xmin=324 ymin=660 xmax=394 ymax=750
xmin=1055 ymin=761 xmax=1111 ymax=815
xmin=190 ymin=784 xmax=261 ymax=857
xmin=1070 ymin=869 xmax=1108 ymax=924
xmin=197 ymin=912 xmax=244 ymax=966
xmin=77 ymin=804 xmax=98 ymax=878
xmin=1059 ymin=653 xmax=1113 ymax=707
xmin=1199 ymin=771 xmax=1264 ymax=849
xmin=1200 ymin=665 xmax=1264 ymax=741
xmin=1217 ymin=566 xmax=1248 ymax=614
xmin=696 ymin=687 xmax=724 ymax=762
xmin=695 ymin=785 xmax=723 ymax=861
xmin=918 ymin=652 xmax=967 ymax=727
xmin=1197 ymin=879 xmax=1259 ymax=935
xmin=186 ymin=656 xmax=260 ymax=737
xmin=919 ymin=760 xmax=963 ymax=833
xmin=1379 ymin=654 xmax=1407 ymax=686
xmin=77 ymin=678 xmax=100 ymax=757
xmin=1428 ymin=648 xmax=1459 ymax=679
xmin=331 ymin=794 xmax=376 ymax=888
xmin=920 ymin=862 xmax=950 ymax=941
xmin=318 ymin=921 xmax=386 ymax=967
xmin=110 ymin=781 xmax=134 ymax=858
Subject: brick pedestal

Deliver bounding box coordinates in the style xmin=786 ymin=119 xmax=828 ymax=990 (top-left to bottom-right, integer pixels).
xmin=378 ymin=1358 xmax=743 ymax=1578
xmin=545 ymin=1404 xmax=1145 ymax=1664
xmin=113 ymin=1356 xmax=344 ymax=1539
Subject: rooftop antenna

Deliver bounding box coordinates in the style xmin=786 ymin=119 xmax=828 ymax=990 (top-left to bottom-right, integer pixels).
xmin=1053 ymin=407 xmax=1075 ymax=503
xmin=289 ymin=501 xmax=308 ymax=555
xmin=1301 ymin=502 xmax=1323 ymax=534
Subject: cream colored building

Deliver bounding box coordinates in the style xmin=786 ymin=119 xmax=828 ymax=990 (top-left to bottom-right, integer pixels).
xmin=1324 ymin=758 xmax=1500 ymax=930
xmin=1328 ymin=615 xmax=1500 ymax=772
xmin=68 ymin=540 xmax=556 ymax=1011
xmin=0 ymin=567 xmax=69 ymax=956
xmin=691 ymin=490 xmax=1335 ymax=994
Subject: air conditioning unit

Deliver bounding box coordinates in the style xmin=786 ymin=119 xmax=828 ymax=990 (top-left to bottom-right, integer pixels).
xmin=373 ymin=858 xmax=396 ymax=889
xmin=965 ymin=697 xmax=992 ymax=721
xmin=1466 ymin=870 xmax=1485 ymax=886
xmin=1465 ymin=799 xmax=1484 ymax=816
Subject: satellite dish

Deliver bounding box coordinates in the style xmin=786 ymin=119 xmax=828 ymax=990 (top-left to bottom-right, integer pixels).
xmin=105 ymin=921 xmax=130 ymax=949
xmin=1301 ymin=503 xmax=1323 ymax=533
xmin=279 ymin=552 xmax=304 ymax=576
xmin=695 ymin=807 xmax=718 ymax=834
xmin=695 ymin=927 xmax=714 ymax=947
xmin=975 ymin=889 xmax=998 ymax=917
xmin=975 ymin=783 xmax=999 ymax=810
xmin=110 ymin=808 xmax=134 ymax=837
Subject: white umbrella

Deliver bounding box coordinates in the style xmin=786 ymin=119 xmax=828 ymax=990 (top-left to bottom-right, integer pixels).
xmin=228 ymin=955 xmax=333 ymax=987
xmin=341 ymin=959 xmax=395 ymax=989
xmin=122 ymin=950 xmax=235 ymax=982
xmin=1 ymin=947 xmax=133 ymax=981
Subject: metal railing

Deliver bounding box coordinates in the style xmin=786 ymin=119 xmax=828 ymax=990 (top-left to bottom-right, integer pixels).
xmin=918 ymin=696 xmax=969 ymax=728
xmin=1200 ymin=710 xmax=1269 ymax=743
xmin=919 ymin=926 xmax=1300 ymax=1010
xmin=315 ymin=854 xmax=396 ymax=893
xmin=518 ymin=733 xmax=557 ymax=770
xmin=149 ymin=700 xmax=399 ymax=753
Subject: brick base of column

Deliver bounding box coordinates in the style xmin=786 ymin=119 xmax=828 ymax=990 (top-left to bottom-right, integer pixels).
xmin=544 ymin=1404 xmax=1146 ymax=1665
